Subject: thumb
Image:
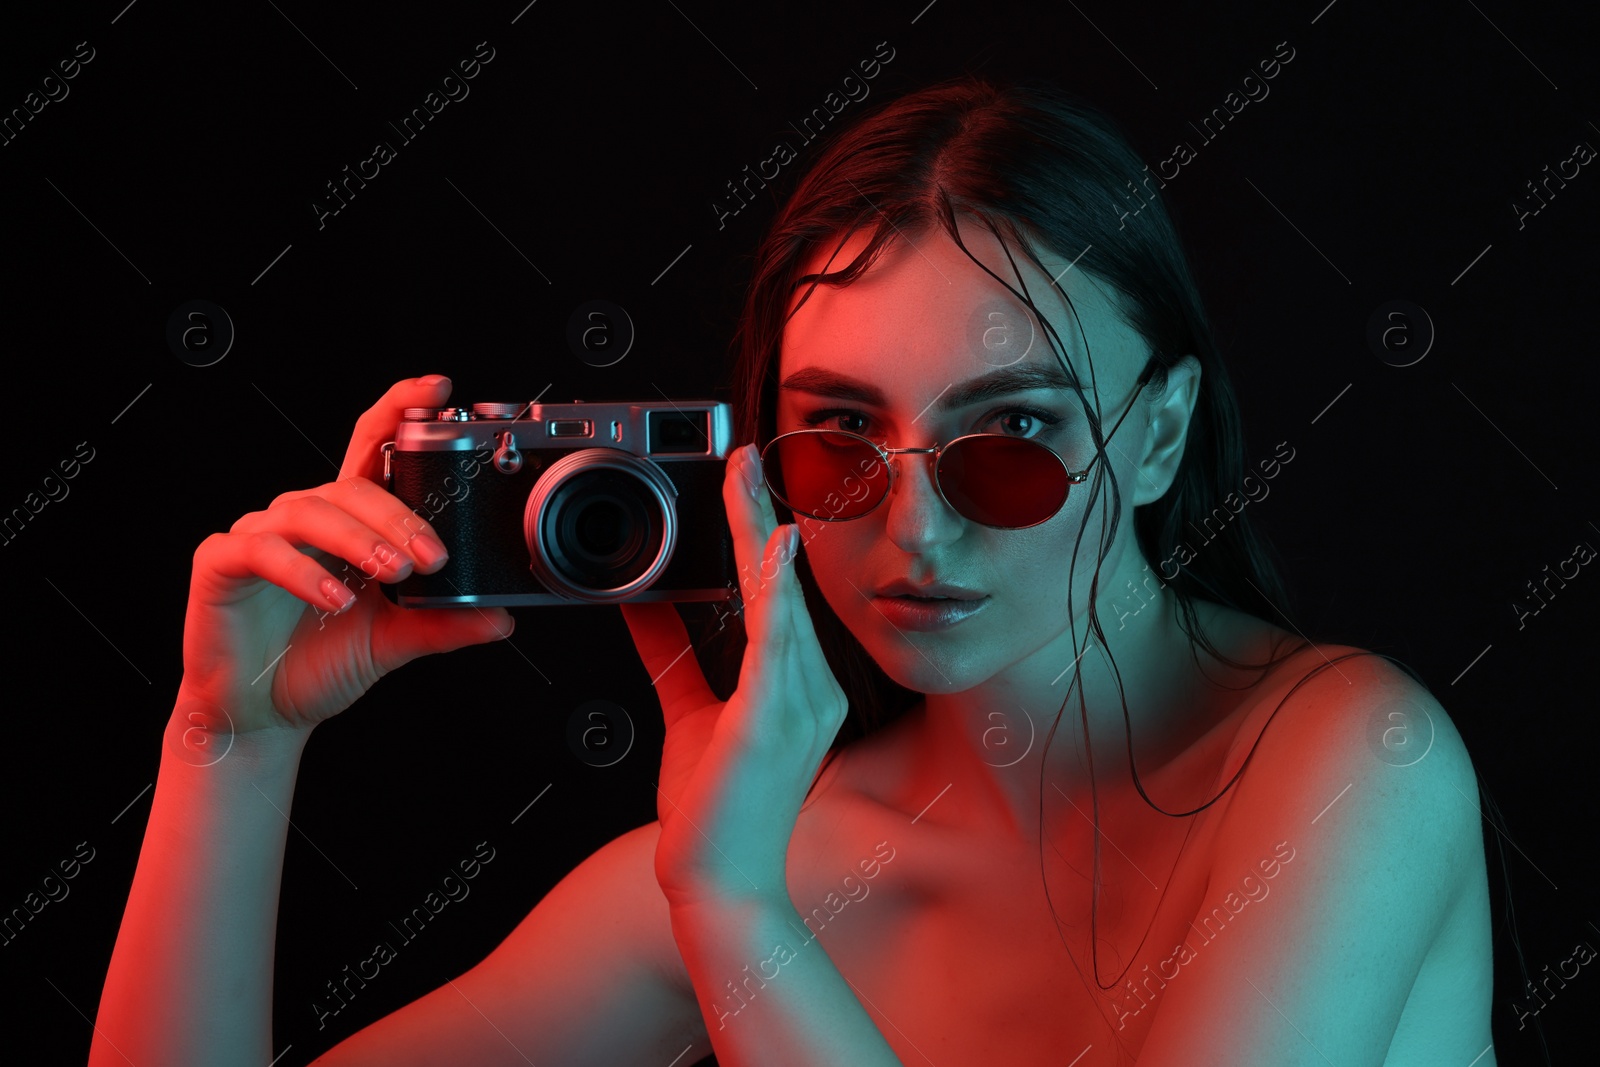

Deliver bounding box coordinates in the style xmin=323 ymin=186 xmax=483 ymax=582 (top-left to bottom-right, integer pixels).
xmin=373 ymin=606 xmax=514 ymax=671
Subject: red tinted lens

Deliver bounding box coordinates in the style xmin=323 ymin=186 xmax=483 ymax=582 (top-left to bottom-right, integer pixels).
xmin=938 ymin=436 xmax=1068 ymax=528
xmin=764 ymin=432 xmax=889 ymax=520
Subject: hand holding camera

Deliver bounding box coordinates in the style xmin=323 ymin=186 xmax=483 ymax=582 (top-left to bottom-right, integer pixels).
xmin=175 ymin=371 xmax=843 ymax=911
xmin=619 ymin=447 xmax=849 ymax=912
xmin=175 ymin=376 xmax=515 ymax=739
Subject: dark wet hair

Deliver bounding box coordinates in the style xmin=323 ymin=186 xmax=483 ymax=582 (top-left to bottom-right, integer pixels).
xmin=700 ymin=74 xmax=1309 ymax=1053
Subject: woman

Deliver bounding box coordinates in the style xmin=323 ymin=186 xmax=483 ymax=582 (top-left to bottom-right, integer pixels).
xmin=92 ymin=78 xmax=1496 ymax=1065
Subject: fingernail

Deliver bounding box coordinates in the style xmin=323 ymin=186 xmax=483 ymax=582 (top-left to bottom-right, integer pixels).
xmin=411 ymin=535 xmax=449 ymax=569
xmin=418 ymin=373 xmax=449 ymax=387
xmin=321 ymin=577 xmax=356 ymax=613
xmin=787 ymin=525 xmax=800 ymax=556
xmin=745 ymin=445 xmax=764 ymax=501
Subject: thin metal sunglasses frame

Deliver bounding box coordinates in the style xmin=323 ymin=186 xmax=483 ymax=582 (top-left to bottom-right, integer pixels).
xmin=760 ymin=356 xmax=1161 ymax=529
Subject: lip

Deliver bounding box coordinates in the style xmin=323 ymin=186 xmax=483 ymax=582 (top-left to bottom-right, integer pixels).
xmin=872 ymin=594 xmax=990 ymax=631
xmin=874 ymin=579 xmax=985 ymax=599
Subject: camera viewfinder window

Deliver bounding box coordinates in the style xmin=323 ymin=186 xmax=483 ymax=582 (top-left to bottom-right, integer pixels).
xmin=648 ymin=410 xmax=709 ymax=454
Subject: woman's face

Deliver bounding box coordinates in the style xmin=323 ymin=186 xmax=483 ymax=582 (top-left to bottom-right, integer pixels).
xmin=774 ymin=221 xmax=1159 ymax=697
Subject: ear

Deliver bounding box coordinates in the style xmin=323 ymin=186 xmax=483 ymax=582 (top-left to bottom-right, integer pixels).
xmin=1132 ymin=354 xmax=1201 ymax=507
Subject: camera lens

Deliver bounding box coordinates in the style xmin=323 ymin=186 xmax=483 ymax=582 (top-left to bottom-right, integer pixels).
xmin=548 ymin=471 xmax=659 ymax=582
xmin=573 ymin=498 xmax=629 ymax=557
xmin=524 ymin=450 xmax=677 ymax=603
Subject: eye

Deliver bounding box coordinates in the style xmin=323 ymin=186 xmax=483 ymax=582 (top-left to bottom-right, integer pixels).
xmin=799 ymin=408 xmax=877 ymax=438
xmin=980 ymin=406 xmax=1063 ymax=439
xmin=798 ymin=405 xmax=1065 ymax=441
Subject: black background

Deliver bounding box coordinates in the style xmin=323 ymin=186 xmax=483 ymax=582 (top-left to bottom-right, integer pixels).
xmin=1 ymin=1 xmax=1595 ymax=1064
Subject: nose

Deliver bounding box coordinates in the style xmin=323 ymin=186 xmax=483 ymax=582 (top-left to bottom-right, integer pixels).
xmin=881 ymin=451 xmax=965 ymax=550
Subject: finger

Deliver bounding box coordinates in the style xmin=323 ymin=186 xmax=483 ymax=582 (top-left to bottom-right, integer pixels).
xmin=226 ymin=495 xmax=424 ymax=589
xmin=780 ymin=524 xmax=827 ymax=653
xmin=724 ymin=444 xmax=781 ymax=608
xmin=619 ymin=601 xmax=716 ymax=724
xmin=762 ymin=530 xmax=847 ymax=750
xmin=339 ymin=375 xmax=454 ymax=482
xmin=193 ymin=530 xmax=372 ymax=616
xmin=372 ymin=605 xmax=514 ymax=674
xmin=747 ymin=445 xmax=782 ymax=529
xmin=741 ymin=523 xmax=798 ymax=656
xmin=238 ymin=479 xmax=451 ymax=573
xmin=780 ymin=532 xmax=847 ymax=722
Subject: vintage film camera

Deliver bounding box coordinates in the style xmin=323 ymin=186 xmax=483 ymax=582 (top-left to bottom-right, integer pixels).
xmin=383 ymin=399 xmax=737 ymax=606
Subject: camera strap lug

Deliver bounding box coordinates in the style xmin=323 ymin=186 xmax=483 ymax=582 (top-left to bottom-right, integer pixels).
xmin=380 ymin=441 xmax=394 ymax=487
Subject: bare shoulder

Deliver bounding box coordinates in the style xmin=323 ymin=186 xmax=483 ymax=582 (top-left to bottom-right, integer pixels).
xmin=1135 ymin=622 xmax=1496 ymax=1064
xmin=1180 ymin=605 xmax=1487 ymax=923
xmin=1231 ymin=633 xmax=1478 ymax=792
xmin=1204 ymin=610 xmax=1483 ymax=845
xmin=1190 ymin=603 xmax=1465 ymax=781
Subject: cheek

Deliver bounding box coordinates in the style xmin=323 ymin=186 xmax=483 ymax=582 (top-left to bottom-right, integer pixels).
xmin=796 ymin=523 xmax=869 ymax=609
xmin=994 ymin=515 xmax=1080 ymax=595
xmin=995 ymin=503 xmax=1126 ymax=624
xmin=1056 ymin=500 xmax=1145 ymax=610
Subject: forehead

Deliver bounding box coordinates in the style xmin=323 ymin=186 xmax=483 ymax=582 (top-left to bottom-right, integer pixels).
xmin=779 ymin=219 xmax=1145 ymax=403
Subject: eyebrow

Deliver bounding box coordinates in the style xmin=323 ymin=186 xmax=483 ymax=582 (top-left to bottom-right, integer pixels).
xmin=779 ymin=363 xmax=1081 ymax=412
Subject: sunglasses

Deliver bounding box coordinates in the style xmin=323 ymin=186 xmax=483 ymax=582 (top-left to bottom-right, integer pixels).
xmin=761 ymin=359 xmax=1158 ymax=530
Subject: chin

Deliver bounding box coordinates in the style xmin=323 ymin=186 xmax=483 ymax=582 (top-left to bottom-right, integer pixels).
xmin=854 ymin=628 xmax=992 ymax=696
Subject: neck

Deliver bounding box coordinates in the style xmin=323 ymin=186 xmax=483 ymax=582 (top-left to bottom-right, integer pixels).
xmin=912 ymin=586 xmax=1213 ymax=841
